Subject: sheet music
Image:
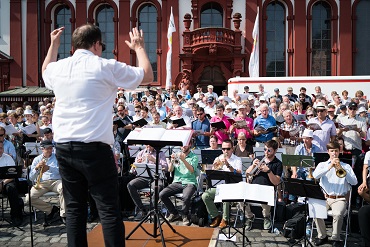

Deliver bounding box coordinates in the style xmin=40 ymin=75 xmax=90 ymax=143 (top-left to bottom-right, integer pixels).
xmin=307 ymin=198 xmax=327 ymax=219
xmin=21 ymin=124 xmax=37 ymax=134
xmin=3 ymin=124 xmax=18 ymax=135
xmin=214 ymin=182 xmax=275 ymax=206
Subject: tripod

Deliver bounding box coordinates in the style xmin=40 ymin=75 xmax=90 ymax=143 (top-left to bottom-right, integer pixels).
xmin=126 ymin=144 xmax=176 ymax=247
xmin=283 ymin=178 xmax=325 ymax=247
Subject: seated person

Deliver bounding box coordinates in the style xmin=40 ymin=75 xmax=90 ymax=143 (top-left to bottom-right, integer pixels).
xmin=0 ymin=142 xmax=23 ymax=226
xmin=244 ymin=140 xmax=283 ymax=231
xmin=206 ymin=135 xmax=219 ymax=150
xmin=291 ymin=129 xmax=320 ymax=180
xmin=312 ymin=141 xmax=357 ymax=247
xmin=159 ymin=140 xmax=198 ymax=226
xmin=233 ymin=132 xmax=253 ymax=158
xmin=127 ymin=145 xmax=168 ymax=221
xmin=25 ymin=140 xmax=65 ymax=224
xmin=202 ymin=139 xmax=242 ymax=228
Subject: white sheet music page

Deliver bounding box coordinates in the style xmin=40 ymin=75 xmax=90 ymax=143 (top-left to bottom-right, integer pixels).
xmin=159 ymin=129 xmax=193 ymax=146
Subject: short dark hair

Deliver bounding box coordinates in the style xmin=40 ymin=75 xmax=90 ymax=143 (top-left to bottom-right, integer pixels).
xmin=265 ymin=140 xmax=279 ymax=150
xmin=327 ymin=141 xmax=340 ymax=150
xmin=72 ymin=24 xmax=102 ymax=50
xmin=197 ymin=107 xmax=205 ymax=113
xmin=222 ymin=139 xmax=233 ymax=147
xmin=216 ymin=103 xmax=225 ymax=110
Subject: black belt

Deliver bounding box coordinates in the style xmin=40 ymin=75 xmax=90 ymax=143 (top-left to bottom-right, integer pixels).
xmin=56 ymin=141 xmax=110 ymax=151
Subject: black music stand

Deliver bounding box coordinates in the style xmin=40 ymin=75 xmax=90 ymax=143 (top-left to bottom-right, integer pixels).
xmin=201 ymin=149 xmax=223 ymax=165
xmin=206 ymin=171 xmax=250 ymax=246
xmin=283 ymin=178 xmax=325 ymax=247
xmin=314 ymin=153 xmax=352 ymax=166
xmin=125 ymin=139 xmax=184 ymax=247
xmin=0 ymin=166 xmax=26 ymax=231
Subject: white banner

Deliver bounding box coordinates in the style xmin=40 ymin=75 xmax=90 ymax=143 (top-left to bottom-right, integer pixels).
xmin=248 ymin=8 xmax=259 ymax=77
xmin=165 ymin=7 xmax=176 ymax=89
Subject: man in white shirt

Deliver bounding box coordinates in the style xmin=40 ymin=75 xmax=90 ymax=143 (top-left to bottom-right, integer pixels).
xmin=205 ymin=85 xmax=218 ymax=101
xmin=42 ymin=24 xmax=153 ymax=246
xmin=167 ymin=105 xmax=191 ymax=129
xmin=25 ymin=140 xmax=65 ymax=225
xmin=193 ymin=85 xmax=204 ymax=100
xmin=312 ymin=141 xmax=357 ymax=247
xmin=0 ymin=142 xmax=23 ymax=226
xmin=202 ymin=139 xmax=242 ymax=228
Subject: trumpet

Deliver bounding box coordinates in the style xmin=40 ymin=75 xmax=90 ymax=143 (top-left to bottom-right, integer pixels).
xmin=213 ymin=154 xmax=227 ymax=170
xmin=247 ymin=157 xmax=266 ymax=183
xmin=171 ymin=152 xmax=181 ymax=167
xmin=34 ymin=156 xmax=48 ymax=189
xmin=332 ymin=158 xmax=347 ymax=178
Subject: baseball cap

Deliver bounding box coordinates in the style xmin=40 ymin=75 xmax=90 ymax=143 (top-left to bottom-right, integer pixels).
xmin=24 ymin=109 xmax=33 ymax=115
xmin=40 ymin=140 xmax=54 ymax=148
xmin=225 ymin=105 xmax=232 ymax=110
xmin=348 ymin=102 xmax=358 ymax=109
xmin=357 ymin=106 xmax=366 ymax=113
xmin=238 ymin=104 xmax=246 ymax=110
xmin=339 ymin=105 xmax=347 ymax=110
xmin=43 ymin=128 xmax=53 ymax=134
xmin=207 ymin=97 xmax=214 ymax=103
xmin=274 ymin=88 xmax=279 ymax=92
xmin=259 ymin=96 xmax=266 ymax=101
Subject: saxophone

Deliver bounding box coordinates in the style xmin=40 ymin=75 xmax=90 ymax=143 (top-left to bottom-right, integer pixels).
xmin=34 ymin=156 xmax=48 ymax=189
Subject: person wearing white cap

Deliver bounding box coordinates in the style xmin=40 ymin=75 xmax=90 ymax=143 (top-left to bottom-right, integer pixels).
xmin=357 ymin=106 xmax=368 ymax=125
xmin=291 ymin=129 xmax=321 ymax=180
xmin=307 ymin=102 xmax=336 ymax=152
xmin=224 ymin=104 xmax=234 ymax=118
xmin=19 ymin=109 xmax=41 ymax=144
xmin=337 ymin=101 xmax=366 ymax=157
xmin=205 ymin=85 xmax=218 ymax=101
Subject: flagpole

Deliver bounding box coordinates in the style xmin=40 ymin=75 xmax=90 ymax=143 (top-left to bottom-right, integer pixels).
xmin=166 ymin=7 xmax=176 ymax=89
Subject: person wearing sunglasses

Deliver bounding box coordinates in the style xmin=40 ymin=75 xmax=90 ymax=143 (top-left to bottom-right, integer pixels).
xmin=307 ymin=102 xmax=337 ymax=152
xmin=244 ymin=139 xmax=283 ymax=231
xmin=337 ymin=102 xmax=366 ymax=159
xmin=191 ymin=107 xmax=211 ymax=148
xmin=202 ymin=139 xmax=242 ymax=228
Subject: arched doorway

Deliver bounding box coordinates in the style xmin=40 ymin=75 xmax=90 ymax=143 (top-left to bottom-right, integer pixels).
xmin=198 ymin=66 xmax=227 ymax=96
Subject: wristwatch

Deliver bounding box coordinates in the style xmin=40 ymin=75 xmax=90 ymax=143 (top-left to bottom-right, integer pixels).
xmin=266 ymin=169 xmax=271 ymax=173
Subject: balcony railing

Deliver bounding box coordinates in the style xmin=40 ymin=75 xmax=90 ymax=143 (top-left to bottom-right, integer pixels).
xmin=189 ymin=28 xmax=236 ymax=45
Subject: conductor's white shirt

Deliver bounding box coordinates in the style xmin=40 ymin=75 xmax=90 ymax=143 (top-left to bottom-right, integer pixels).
xmin=43 ymin=49 xmax=144 ymax=145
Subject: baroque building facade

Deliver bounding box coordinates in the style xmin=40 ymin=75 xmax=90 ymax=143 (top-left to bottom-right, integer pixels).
xmin=0 ymin=0 xmax=369 ymax=95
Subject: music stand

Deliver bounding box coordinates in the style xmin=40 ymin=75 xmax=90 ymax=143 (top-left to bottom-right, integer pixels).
xmin=206 ymin=171 xmax=250 ymax=246
xmin=125 ymin=131 xmax=192 ymax=247
xmin=283 ymin=178 xmax=325 ymax=247
xmin=0 ymin=166 xmax=25 ymax=231
xmin=201 ymin=149 xmax=223 ymax=165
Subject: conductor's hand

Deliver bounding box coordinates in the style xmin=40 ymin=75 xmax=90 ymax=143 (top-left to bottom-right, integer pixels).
xmin=125 ymin=28 xmax=145 ymax=51
xmin=50 ymin=27 xmax=65 ymax=48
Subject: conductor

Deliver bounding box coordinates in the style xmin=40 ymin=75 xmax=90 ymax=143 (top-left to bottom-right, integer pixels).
xmin=42 ymin=24 xmax=153 ymax=247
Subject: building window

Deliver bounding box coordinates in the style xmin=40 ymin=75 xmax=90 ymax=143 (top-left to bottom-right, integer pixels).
xmin=96 ymin=4 xmax=115 ymax=59
xmin=138 ymin=4 xmax=158 ymax=81
xmin=265 ymin=2 xmax=286 ymax=77
xmin=311 ymin=1 xmax=331 ymax=76
xmin=200 ymin=2 xmax=223 ymax=28
xmin=355 ymin=0 xmax=370 ymax=75
xmin=55 ymin=6 xmax=71 ymax=60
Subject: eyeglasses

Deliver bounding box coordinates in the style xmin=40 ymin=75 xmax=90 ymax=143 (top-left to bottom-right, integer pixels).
xmin=196 ymin=113 xmax=204 ymax=116
xmin=264 ymin=148 xmax=272 ymax=153
xmin=222 ymin=148 xmax=231 ymax=151
xmin=349 ymin=107 xmax=357 ymax=111
xmin=100 ymin=41 xmax=106 ymax=52
xmin=317 ymin=109 xmax=326 ymax=113
xmin=135 ymin=110 xmax=140 ymax=113
xmin=306 ymin=114 xmax=314 ymax=117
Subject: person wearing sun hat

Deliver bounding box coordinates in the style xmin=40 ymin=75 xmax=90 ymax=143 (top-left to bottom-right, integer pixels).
xmin=307 ymin=102 xmax=336 ymax=152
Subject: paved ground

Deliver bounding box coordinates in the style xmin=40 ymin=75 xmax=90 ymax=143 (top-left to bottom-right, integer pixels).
xmin=0 ymin=195 xmax=365 ymax=246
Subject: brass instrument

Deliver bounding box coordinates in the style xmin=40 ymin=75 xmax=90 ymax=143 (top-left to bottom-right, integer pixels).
xmin=213 ymin=154 xmax=226 ymax=170
xmin=34 ymin=156 xmax=47 ymax=189
xmin=171 ymin=152 xmax=181 ymax=167
xmin=247 ymin=157 xmax=266 ymax=183
xmin=307 ymin=168 xmax=314 ymax=179
xmin=332 ymin=157 xmax=347 ymax=178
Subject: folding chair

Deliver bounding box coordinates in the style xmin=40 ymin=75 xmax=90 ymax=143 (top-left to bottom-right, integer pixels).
xmin=310 ymin=188 xmax=352 ymax=247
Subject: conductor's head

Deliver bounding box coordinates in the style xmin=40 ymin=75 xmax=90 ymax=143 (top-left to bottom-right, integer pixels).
xmin=72 ymin=24 xmax=105 ymax=55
